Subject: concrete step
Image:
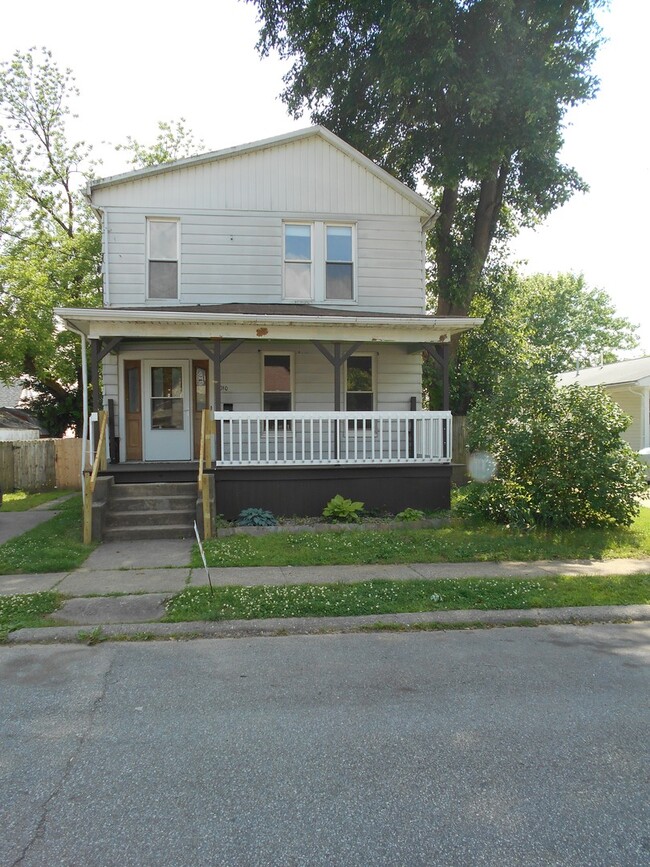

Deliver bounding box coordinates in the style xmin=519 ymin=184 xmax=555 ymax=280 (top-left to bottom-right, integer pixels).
xmin=108 ymin=495 xmax=196 ymax=513
xmin=110 ymin=482 xmax=197 ymax=499
xmin=104 ymin=481 xmax=198 ymax=541
xmin=103 ymin=524 xmax=195 ymax=541
xmin=106 ymin=509 xmax=195 ymax=529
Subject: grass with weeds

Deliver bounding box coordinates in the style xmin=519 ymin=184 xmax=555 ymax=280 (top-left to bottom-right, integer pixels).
xmin=0 ymin=591 xmax=61 ymax=640
xmin=164 ymin=574 xmax=650 ymax=623
xmin=1 ymin=490 xmax=72 ymax=512
xmin=0 ymin=495 xmax=96 ymax=574
xmin=194 ymin=508 xmax=650 ymax=568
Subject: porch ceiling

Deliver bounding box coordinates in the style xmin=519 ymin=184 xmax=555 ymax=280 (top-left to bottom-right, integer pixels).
xmin=54 ymin=304 xmax=483 ymax=345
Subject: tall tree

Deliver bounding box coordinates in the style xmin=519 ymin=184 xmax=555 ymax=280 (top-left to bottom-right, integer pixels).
xmin=0 ymin=48 xmax=102 ymax=432
xmin=115 ymin=119 xmax=205 ymax=168
xmin=0 ymin=48 xmax=205 ymax=433
xmin=429 ymin=270 xmax=638 ymax=413
xmin=249 ymin=0 xmax=604 ymax=315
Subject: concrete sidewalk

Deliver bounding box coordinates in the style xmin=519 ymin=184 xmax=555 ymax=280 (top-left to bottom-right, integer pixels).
xmin=2 ymin=538 xmax=650 ymax=642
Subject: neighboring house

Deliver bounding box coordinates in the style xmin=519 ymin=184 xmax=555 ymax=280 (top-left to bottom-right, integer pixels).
xmin=557 ymin=357 xmax=650 ymax=472
xmin=0 ymin=408 xmax=42 ymax=442
xmin=0 ymin=382 xmax=46 ymax=441
xmin=55 ymin=126 xmax=482 ymax=531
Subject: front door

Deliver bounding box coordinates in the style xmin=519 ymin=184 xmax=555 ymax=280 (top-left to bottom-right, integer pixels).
xmin=143 ymin=361 xmax=191 ymax=461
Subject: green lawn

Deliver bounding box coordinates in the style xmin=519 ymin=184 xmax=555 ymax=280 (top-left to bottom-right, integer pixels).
xmin=0 ymin=496 xmax=96 ymax=574
xmin=1 ymin=490 xmax=72 ymax=512
xmin=0 ymin=591 xmax=61 ymax=640
xmin=194 ymin=508 xmax=650 ymax=568
xmin=165 ymin=574 xmax=650 ymax=623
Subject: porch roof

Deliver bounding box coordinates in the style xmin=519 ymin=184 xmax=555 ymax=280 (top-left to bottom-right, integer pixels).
xmin=55 ymin=303 xmax=483 ymax=345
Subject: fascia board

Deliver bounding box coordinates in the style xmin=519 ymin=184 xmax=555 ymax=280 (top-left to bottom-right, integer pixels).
xmin=54 ymin=307 xmax=482 ymax=343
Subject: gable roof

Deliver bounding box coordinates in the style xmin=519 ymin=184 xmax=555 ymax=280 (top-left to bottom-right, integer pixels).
xmin=87 ymin=126 xmax=437 ymax=219
xmin=557 ymin=356 xmax=650 ymax=389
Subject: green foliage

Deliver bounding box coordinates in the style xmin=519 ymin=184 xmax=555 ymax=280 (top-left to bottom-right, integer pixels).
xmin=235 ymin=507 xmax=278 ymax=527
xmin=395 ymin=508 xmax=426 ymax=522
xmin=0 ymin=591 xmax=60 ymax=640
xmin=249 ymin=0 xmax=604 ymax=311
xmin=0 ymin=49 xmax=102 ymax=422
xmin=322 ymin=494 xmax=364 ymax=523
xmin=460 ymin=373 xmax=647 ymax=528
xmin=193 ymin=508 xmax=650 ymax=568
xmin=0 ymin=495 xmax=95 ymax=574
xmin=115 ymin=118 xmax=205 ymax=168
xmin=424 ymin=269 xmax=639 ymax=413
xmin=165 ymin=575 xmax=650 ymax=623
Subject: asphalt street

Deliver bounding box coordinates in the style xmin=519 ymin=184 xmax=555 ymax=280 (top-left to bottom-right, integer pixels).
xmin=1 ymin=624 xmax=649 ymax=866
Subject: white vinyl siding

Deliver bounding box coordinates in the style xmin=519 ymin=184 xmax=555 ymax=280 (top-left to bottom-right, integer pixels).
xmin=104 ymin=343 xmax=422 ymax=443
xmin=92 ymin=136 xmax=423 ymax=217
xmin=95 ymin=132 xmax=430 ymax=313
xmin=607 ymin=387 xmax=646 ymax=451
xmin=103 ymin=210 xmax=424 ymax=313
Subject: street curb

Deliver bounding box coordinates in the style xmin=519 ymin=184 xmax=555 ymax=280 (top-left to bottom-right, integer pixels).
xmin=6 ymin=604 xmax=650 ymax=644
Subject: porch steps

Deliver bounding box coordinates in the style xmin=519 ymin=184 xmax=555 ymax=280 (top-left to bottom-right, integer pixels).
xmin=104 ymin=482 xmax=196 ymax=541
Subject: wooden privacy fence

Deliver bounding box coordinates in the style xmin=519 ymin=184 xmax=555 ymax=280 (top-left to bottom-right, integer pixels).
xmin=0 ymin=438 xmax=83 ymax=492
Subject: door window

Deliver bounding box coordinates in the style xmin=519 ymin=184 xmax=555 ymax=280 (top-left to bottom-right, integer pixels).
xmin=150 ymin=366 xmax=184 ymax=430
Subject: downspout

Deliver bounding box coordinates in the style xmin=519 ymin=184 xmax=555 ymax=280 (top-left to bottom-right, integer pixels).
xmin=64 ymin=321 xmax=89 ymax=494
xmin=100 ymin=208 xmax=110 ymax=306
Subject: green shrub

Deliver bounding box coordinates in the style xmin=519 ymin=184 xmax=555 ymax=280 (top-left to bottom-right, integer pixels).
xmin=395 ymin=508 xmax=426 ymax=522
xmin=322 ymin=494 xmax=364 ymax=523
xmin=459 ymin=374 xmax=647 ymax=528
xmin=235 ymin=508 xmax=277 ymax=527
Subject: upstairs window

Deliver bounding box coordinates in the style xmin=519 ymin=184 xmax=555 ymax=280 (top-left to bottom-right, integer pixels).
xmin=148 ymin=219 xmax=179 ymax=299
xmin=284 ymin=224 xmax=312 ymax=300
xmin=283 ymin=221 xmax=356 ymax=303
xmin=326 ymin=225 xmax=354 ymax=300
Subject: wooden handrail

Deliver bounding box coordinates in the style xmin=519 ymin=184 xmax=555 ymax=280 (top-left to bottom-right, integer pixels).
xmin=83 ymin=410 xmax=107 ymax=545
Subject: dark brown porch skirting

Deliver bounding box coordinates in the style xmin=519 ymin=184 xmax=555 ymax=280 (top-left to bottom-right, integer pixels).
xmin=212 ymin=463 xmax=453 ymax=519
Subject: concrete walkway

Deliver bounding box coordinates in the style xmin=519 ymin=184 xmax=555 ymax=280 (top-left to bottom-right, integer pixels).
xmin=2 ymin=538 xmax=650 ymax=642
xmin=0 ymin=500 xmax=62 ymax=545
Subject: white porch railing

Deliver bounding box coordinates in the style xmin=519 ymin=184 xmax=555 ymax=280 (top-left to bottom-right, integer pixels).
xmin=212 ymin=411 xmax=452 ymax=466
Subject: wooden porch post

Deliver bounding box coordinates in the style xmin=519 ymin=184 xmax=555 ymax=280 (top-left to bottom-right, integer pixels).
xmin=313 ymin=341 xmax=363 ymax=410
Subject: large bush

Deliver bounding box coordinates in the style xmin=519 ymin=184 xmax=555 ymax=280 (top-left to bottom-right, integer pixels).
xmin=459 ymin=374 xmax=647 ymax=528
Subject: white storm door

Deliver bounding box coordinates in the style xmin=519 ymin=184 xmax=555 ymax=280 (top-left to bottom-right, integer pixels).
xmin=143 ymin=361 xmax=191 ymax=461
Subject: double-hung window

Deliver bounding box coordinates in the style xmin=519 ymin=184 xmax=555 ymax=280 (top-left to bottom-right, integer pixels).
xmin=346 ymin=355 xmax=374 ymax=429
xmin=262 ymin=354 xmax=293 ymax=430
xmin=148 ymin=218 xmax=179 ymax=299
xmin=283 ymin=222 xmax=355 ymax=302
xmin=326 ymin=225 xmax=354 ymax=300
xmin=284 ymin=224 xmax=312 ymax=300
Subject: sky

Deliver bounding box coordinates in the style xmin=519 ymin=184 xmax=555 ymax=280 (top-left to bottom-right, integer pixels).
xmin=2 ymin=0 xmax=648 ymax=353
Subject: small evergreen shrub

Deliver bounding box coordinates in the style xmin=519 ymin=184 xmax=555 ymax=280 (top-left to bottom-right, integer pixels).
xmin=235 ymin=508 xmax=277 ymax=527
xmin=322 ymin=495 xmax=364 ymax=523
xmin=395 ymin=508 xmax=426 ymax=522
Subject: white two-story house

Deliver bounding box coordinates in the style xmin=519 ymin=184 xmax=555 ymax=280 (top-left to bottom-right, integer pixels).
xmin=57 ymin=126 xmax=481 ymax=537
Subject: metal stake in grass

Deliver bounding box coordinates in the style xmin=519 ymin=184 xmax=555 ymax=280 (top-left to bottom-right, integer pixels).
xmin=194 ymin=521 xmax=214 ymax=595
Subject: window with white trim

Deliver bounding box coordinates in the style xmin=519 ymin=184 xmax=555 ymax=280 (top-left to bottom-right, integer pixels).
xmin=346 ymin=355 xmax=374 ymax=411
xmin=262 ymin=354 xmax=293 ymax=411
xmin=262 ymin=353 xmax=293 ymax=431
xmin=284 ymin=224 xmax=312 ymax=300
xmin=148 ymin=218 xmax=179 ymax=299
xmin=283 ymin=221 xmax=356 ymax=303
xmin=346 ymin=355 xmax=375 ymax=429
xmin=326 ymin=225 xmax=354 ymax=300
